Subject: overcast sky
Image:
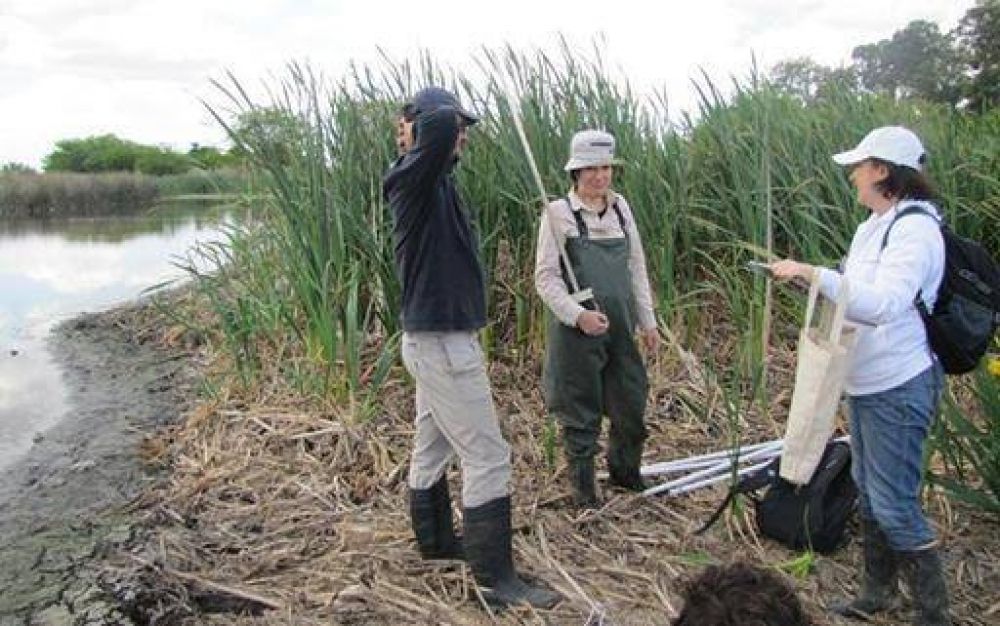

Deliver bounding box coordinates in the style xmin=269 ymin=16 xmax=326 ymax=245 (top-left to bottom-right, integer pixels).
xmin=0 ymin=0 xmax=975 ymax=169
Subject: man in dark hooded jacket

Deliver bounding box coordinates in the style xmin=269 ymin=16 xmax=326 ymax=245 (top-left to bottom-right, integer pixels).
xmin=383 ymin=86 xmax=559 ymax=610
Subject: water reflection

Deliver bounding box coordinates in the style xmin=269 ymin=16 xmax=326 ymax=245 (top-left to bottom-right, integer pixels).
xmin=0 ymin=206 xmax=231 ymax=243
xmin=0 ymin=204 xmax=235 ymax=468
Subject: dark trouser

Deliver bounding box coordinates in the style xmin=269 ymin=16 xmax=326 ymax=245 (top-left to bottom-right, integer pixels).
xmin=542 ymin=225 xmax=650 ymax=503
xmin=544 ymin=322 xmax=648 ymax=477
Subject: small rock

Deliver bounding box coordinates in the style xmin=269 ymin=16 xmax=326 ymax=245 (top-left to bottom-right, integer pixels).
xmin=40 ymin=474 xmax=66 ymax=489
xmin=71 ymin=460 xmax=96 ymax=472
xmin=10 ymin=349 xmax=18 ymax=356
xmin=33 ymin=432 xmax=44 ymax=444
xmin=332 ymin=583 xmax=371 ymax=614
xmin=103 ymin=523 xmax=134 ymax=546
xmin=34 ymin=604 xmax=73 ymax=626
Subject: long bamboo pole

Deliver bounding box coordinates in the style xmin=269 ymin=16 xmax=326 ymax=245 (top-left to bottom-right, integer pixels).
xmin=502 ymin=78 xmax=594 ymax=306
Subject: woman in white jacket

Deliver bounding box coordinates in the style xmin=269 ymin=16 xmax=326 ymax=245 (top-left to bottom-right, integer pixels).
xmin=771 ymin=126 xmax=949 ymax=626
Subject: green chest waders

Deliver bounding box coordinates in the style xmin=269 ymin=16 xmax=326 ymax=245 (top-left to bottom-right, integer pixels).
xmin=542 ymin=202 xmax=650 ymax=504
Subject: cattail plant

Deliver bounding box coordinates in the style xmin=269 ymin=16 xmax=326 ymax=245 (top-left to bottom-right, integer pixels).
xmin=183 ymin=45 xmax=997 ymax=474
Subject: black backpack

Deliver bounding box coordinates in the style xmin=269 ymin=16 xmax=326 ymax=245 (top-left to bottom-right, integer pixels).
xmin=881 ymin=204 xmax=1000 ymax=375
xmin=697 ymin=441 xmax=857 ymax=554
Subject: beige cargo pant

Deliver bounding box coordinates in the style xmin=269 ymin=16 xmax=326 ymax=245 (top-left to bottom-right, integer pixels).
xmin=402 ymin=331 xmax=511 ymax=508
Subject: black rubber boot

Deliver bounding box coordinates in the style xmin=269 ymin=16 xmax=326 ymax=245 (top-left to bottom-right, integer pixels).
xmin=463 ymin=496 xmax=561 ymax=609
xmin=831 ymin=520 xmax=900 ymax=619
xmin=409 ymin=475 xmax=463 ymax=560
xmin=900 ymin=547 xmax=950 ymax=626
xmin=567 ymin=456 xmax=599 ymax=508
xmin=607 ymin=445 xmax=647 ymax=492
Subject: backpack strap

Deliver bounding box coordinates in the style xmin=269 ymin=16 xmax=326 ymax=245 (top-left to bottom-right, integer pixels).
xmin=879 ymin=203 xmax=942 ymax=313
xmin=696 ymin=490 xmax=738 ymax=535
xmin=695 ymin=457 xmax=779 ymax=535
xmin=879 ymin=203 xmax=940 ymax=252
xmin=805 ymin=442 xmax=851 ymax=495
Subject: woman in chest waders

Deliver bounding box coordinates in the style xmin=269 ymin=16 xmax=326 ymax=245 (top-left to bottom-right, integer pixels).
xmin=534 ymin=129 xmax=660 ymax=508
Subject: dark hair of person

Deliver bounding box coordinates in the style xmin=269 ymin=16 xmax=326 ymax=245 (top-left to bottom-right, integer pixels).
xmin=672 ymin=562 xmax=811 ymax=626
xmin=400 ymin=103 xmax=419 ymax=143
xmin=870 ymin=157 xmax=936 ymax=201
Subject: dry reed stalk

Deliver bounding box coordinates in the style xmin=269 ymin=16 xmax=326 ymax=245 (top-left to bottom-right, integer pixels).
xmin=101 ymin=300 xmax=1000 ymax=625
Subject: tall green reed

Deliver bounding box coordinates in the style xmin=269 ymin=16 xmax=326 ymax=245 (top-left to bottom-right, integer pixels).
xmin=929 ymin=369 xmax=1000 ymax=513
xmin=189 ymin=44 xmax=999 ymax=428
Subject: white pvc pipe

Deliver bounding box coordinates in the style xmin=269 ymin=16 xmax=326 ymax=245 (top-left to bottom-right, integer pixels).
xmin=647 ymin=438 xmax=780 ymax=466
xmin=606 ymin=439 xmax=778 ymax=479
xmin=642 ymin=435 xmax=851 ymax=498
xmin=640 ymin=457 xmax=738 ymax=476
xmin=641 ymin=438 xmax=782 ymax=474
xmin=642 ymin=451 xmax=779 ymax=498
xmin=642 ymin=444 xmax=783 ymax=497
xmin=641 ymin=452 xmax=772 ymax=477
xmin=667 ymin=458 xmax=777 ymax=496
xmin=640 ymin=444 xmax=782 ymax=477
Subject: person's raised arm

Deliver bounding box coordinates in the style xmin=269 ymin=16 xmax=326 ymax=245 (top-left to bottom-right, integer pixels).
xmin=385 ymin=106 xmax=460 ymax=206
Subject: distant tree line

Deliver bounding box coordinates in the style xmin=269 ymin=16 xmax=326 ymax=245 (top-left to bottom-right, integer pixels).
xmin=1 ymin=137 xmax=241 ymax=176
xmin=769 ymin=0 xmax=1000 ymax=110
xmin=1 ymin=106 xmax=306 ymax=176
xmin=39 ymin=135 xmax=242 ymax=175
xmin=3 ymin=3 xmax=996 ymax=177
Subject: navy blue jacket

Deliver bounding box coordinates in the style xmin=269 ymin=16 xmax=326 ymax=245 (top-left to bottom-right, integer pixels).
xmin=383 ymin=107 xmax=486 ymax=332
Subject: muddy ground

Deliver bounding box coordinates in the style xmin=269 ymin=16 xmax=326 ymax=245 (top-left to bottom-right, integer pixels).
xmin=0 ymin=307 xmax=194 ymax=625
xmin=1 ymin=299 xmax=997 ymax=625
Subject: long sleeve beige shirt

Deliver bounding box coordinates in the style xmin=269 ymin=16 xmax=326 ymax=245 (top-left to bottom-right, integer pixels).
xmin=534 ymin=189 xmax=657 ymax=331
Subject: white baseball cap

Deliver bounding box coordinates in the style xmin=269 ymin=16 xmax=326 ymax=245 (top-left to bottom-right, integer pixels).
xmin=564 ymin=129 xmax=624 ymax=171
xmin=832 ymin=126 xmax=925 ymax=170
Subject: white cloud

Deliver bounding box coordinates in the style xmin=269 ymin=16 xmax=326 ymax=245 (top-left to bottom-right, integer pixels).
xmin=0 ymin=0 xmax=977 ymax=168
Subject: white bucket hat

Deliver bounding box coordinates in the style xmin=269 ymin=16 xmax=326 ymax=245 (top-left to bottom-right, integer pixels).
xmin=563 ymin=129 xmax=624 ymax=171
xmin=832 ymin=126 xmax=925 ymax=170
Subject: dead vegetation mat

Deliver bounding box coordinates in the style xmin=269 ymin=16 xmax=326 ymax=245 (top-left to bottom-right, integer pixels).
xmin=100 ymin=298 xmax=1000 ymax=625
